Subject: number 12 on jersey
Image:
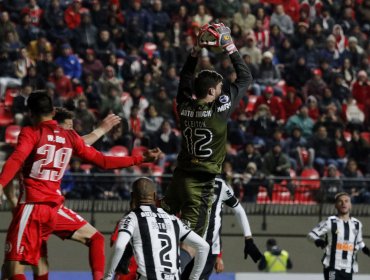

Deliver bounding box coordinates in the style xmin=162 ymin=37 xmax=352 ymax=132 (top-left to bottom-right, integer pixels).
xmin=183 ymin=127 xmax=213 ymax=157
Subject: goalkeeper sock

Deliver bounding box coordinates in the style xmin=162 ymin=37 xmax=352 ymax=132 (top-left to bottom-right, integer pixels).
xmin=87 ymin=232 xmax=105 ymax=280
xmin=10 ymin=275 xmax=26 ymax=280
xmin=34 ymin=273 xmax=48 ymax=280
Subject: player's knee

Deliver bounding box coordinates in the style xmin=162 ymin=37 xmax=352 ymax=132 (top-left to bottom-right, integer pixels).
xmin=87 ymin=231 xmax=105 ymax=247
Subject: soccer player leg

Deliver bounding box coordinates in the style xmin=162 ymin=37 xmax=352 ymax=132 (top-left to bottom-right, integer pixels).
xmin=181 ymin=174 xmax=214 ymax=236
xmin=32 ymin=241 xmax=49 ymax=279
xmin=4 ymin=204 xmax=58 ymax=278
xmin=53 ymin=206 xmax=105 ymax=280
xmin=161 ymin=168 xmax=186 ymax=215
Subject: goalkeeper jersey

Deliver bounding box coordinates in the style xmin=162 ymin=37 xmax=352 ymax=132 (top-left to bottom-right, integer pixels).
xmin=176 ymin=52 xmax=252 ymax=174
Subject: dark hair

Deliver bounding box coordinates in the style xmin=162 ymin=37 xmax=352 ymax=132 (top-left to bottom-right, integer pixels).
xmin=193 ymin=70 xmax=223 ymax=99
xmin=54 ymin=107 xmax=74 ymax=123
xmin=27 ymin=91 xmax=53 ymax=116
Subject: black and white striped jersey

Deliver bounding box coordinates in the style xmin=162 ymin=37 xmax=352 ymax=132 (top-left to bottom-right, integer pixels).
xmin=204 ymin=178 xmax=252 ymax=255
xmin=118 ymin=205 xmax=191 ymax=280
xmin=308 ymin=216 xmax=365 ymax=273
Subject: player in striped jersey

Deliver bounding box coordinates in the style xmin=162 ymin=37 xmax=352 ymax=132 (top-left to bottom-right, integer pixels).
xmin=104 ymin=177 xmax=209 ymax=280
xmin=202 ymin=178 xmax=261 ymax=279
xmin=308 ymin=192 xmax=370 ymax=280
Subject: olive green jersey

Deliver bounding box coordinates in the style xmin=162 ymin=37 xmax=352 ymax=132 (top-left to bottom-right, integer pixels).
xmin=176 ymin=52 xmax=252 ymax=174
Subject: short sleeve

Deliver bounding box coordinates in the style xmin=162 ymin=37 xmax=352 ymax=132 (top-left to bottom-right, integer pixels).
xmin=310 ymin=218 xmax=331 ymax=239
xmin=118 ymin=212 xmax=137 ymax=237
xmin=221 ymin=181 xmax=239 ymax=208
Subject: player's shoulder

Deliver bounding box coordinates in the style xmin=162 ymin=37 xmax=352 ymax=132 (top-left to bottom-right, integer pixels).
xmin=350 ymin=216 xmax=362 ymax=225
xmin=215 ymin=94 xmax=232 ymax=113
xmin=327 ymin=215 xmax=338 ymax=221
xmin=157 ymin=207 xmax=177 ymax=221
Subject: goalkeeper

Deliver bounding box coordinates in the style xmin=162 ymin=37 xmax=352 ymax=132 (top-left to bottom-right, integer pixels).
xmin=161 ymin=22 xmax=259 ymax=260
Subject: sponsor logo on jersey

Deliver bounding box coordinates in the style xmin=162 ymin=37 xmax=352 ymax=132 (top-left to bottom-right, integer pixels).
xmin=217 ymin=102 xmax=231 ymax=112
xmin=336 ymin=242 xmax=354 ymax=252
xmin=161 ymin=272 xmax=176 ymax=280
xmin=219 ymin=95 xmax=229 ymax=104
xmin=5 ymin=242 xmax=12 ymax=253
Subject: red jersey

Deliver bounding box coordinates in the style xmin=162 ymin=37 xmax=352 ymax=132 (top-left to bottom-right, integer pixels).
xmin=0 ymin=120 xmax=143 ymax=206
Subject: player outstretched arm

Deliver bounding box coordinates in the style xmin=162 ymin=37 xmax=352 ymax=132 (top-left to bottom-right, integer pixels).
xmin=82 ymin=114 xmax=121 ymax=146
xmin=182 ymin=230 xmax=210 ymax=280
xmin=3 ymin=180 xmax=17 ymax=208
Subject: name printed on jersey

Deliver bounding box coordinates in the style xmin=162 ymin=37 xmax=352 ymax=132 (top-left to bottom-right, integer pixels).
xmin=180 ymin=109 xmax=212 ymax=118
xmin=47 ymin=135 xmax=65 ymax=144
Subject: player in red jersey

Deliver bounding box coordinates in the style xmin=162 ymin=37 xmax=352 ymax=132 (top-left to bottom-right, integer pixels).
xmin=3 ymin=108 xmax=122 ymax=280
xmin=0 ymin=92 xmax=161 ymax=280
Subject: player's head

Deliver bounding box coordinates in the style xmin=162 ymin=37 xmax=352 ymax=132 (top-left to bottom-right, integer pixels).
xmin=27 ymin=91 xmax=54 ymax=120
xmin=194 ymin=70 xmax=223 ymax=101
xmin=53 ymin=107 xmax=74 ymax=130
xmin=131 ymin=177 xmax=156 ymax=208
xmin=335 ymin=192 xmax=351 ymax=215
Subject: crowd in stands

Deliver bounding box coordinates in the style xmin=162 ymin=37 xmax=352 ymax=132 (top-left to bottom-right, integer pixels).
xmin=0 ymin=0 xmax=369 ymax=202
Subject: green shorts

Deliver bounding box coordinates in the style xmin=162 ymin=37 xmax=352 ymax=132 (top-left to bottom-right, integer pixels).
xmin=162 ymin=168 xmax=215 ymax=236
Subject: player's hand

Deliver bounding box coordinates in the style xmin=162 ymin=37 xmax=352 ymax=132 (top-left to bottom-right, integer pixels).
xmin=244 ymin=238 xmax=263 ymax=263
xmin=142 ymin=148 xmax=162 ymax=162
xmin=198 ymin=23 xmax=237 ymax=54
xmin=100 ymin=114 xmax=121 ymax=133
xmin=314 ymin=239 xmax=327 ymax=249
xmin=362 ymin=246 xmax=370 ymax=256
xmin=214 ymin=256 xmax=224 ymax=273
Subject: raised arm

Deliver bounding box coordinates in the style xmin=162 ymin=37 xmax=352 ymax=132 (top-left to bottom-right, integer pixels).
xmin=82 ymin=114 xmax=121 ymax=146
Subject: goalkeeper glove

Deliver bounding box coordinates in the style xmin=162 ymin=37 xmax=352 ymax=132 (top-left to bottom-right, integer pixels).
xmin=198 ymin=23 xmax=237 ymax=55
xmin=362 ymin=246 xmax=370 ymax=256
xmin=314 ymin=239 xmax=327 ymax=249
xmin=244 ymin=238 xmax=263 ymax=263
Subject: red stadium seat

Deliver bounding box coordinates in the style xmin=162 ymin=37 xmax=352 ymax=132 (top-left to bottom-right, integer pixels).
xmin=0 ymin=104 xmax=14 ymax=126
xmin=80 ymin=164 xmax=93 ymax=174
xmin=299 ymin=168 xmax=320 ymax=190
xmin=109 ymin=145 xmax=129 ymax=157
xmin=131 ymin=146 xmax=148 ymax=157
xmin=4 ymin=87 xmax=19 ymax=107
xmin=256 ymin=187 xmax=270 ymax=204
xmin=5 ymin=125 xmax=21 ymax=145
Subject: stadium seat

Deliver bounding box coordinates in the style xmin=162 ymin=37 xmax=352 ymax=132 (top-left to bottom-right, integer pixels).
xmin=256 ymin=186 xmax=270 ymax=204
xmin=4 ymin=87 xmax=19 ymax=107
xmin=5 ymin=125 xmax=21 ymax=145
xmin=109 ymin=145 xmax=129 ymax=157
xmin=80 ymin=164 xmax=93 ymax=174
xmin=0 ymin=104 xmax=14 ymax=126
xmin=299 ymin=168 xmax=320 ymax=190
xmin=361 ymin=132 xmax=370 ymax=143
xmin=131 ymin=146 xmax=148 ymax=157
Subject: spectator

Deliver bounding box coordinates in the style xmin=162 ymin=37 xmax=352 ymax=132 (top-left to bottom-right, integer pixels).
xmin=285 ymin=105 xmax=314 ymax=138
xmin=282 ymin=87 xmax=302 ymax=120
xmin=340 ymin=57 xmax=357 ymax=86
xmin=44 ymin=0 xmax=65 ymax=29
xmin=240 ymin=162 xmax=269 ymax=202
xmin=330 ymin=73 xmax=351 ymax=104
xmin=122 ymin=86 xmax=149 ymax=120
xmin=291 ymin=22 xmax=310 ymax=49
xmin=240 ymin=34 xmax=262 ymax=65
xmin=310 ymin=125 xmax=338 ymax=175
xmin=95 ymin=29 xmax=117 ymax=64
xmin=258 ymin=239 xmax=293 ymax=272
xmin=233 ymin=3 xmax=256 ymax=33
xmin=125 ymin=0 xmax=152 ymax=36
xmin=90 ymin=0 xmax=108 ymax=29
xmin=262 ymin=142 xmax=294 ymax=197
xmin=306 ymin=95 xmax=320 ymax=121
xmin=64 ymin=0 xmax=83 ymax=30
xmin=36 ymin=51 xmax=56 ymax=80
xmin=163 ymin=65 xmax=179 ymax=99
xmin=347 ymin=130 xmax=370 ymax=173
xmin=344 ymin=97 xmax=365 ymax=131
xmin=159 ymin=38 xmax=177 ymax=69
xmin=0 ymin=49 xmax=22 ymax=100
xmin=16 ymin=13 xmax=40 ymax=45
xmin=320 ymin=35 xmax=342 ymax=69
xmin=11 ymin=83 xmax=33 ymax=125
xmin=296 ymin=37 xmax=320 ymax=70
xmin=55 ymin=43 xmax=82 ymax=80
xmin=27 ymin=33 xmax=52 ymax=61
xmin=82 ymin=73 xmax=101 ymax=110
xmin=47 ymin=16 xmax=74 ymax=44
xmin=319 ymin=87 xmax=341 ymax=114
xmin=21 ymin=0 xmax=44 ymax=28
xmin=61 ymin=158 xmax=91 ymax=199
xmin=83 ymin=49 xmax=104 ymax=80
xmin=256 ymin=7 xmax=271 ymax=31
xmin=351 ymin=70 xmax=370 ymax=107
xmin=254 ymin=86 xmax=285 ymax=123
xmin=303 ymin=68 xmax=327 ymax=100
xmin=150 ymin=0 xmax=171 ymax=40
xmin=284 ymin=126 xmax=314 ymax=170
xmin=255 ymin=52 xmax=283 ymax=97
xmin=320 ymin=164 xmax=343 ymax=202
xmin=22 ymin=65 xmax=45 ymax=91
xmin=74 ymin=99 xmax=96 ymax=135
xmin=100 ymin=87 xmax=123 ymax=117
xmin=0 ymin=11 xmax=17 ymax=41
xmin=269 ymin=24 xmax=286 ymax=51
xmin=249 ymin=104 xmax=278 ymax=147
xmin=342 ymin=159 xmax=369 ymax=203
xmin=48 ymin=66 xmax=74 ymax=102
xmin=153 ymin=120 xmax=179 ymax=169
xmin=284 ymin=56 xmax=313 ymax=92
xmin=14 ymin=47 xmax=35 ymax=81
xmin=98 ymin=65 xmax=122 ymax=97
xmin=276 ymin=38 xmax=297 ymax=71
xmin=128 ymin=105 xmax=144 ymax=146
xmin=2 ymin=31 xmax=24 ymax=59
xmin=345 ymin=37 xmax=364 ymax=69
xmin=74 ymin=12 xmax=97 ymax=54
xmin=143 ymin=104 xmax=164 ymax=139
xmin=139 ymin=72 xmax=158 ymax=102
xmin=311 ymin=22 xmax=327 ymax=50
xmin=235 ymin=142 xmax=263 ymax=173
xmin=270 ymin=4 xmax=294 ymax=36
xmin=152 ymin=86 xmax=173 ymax=119
xmin=253 ymin=19 xmax=270 ymax=53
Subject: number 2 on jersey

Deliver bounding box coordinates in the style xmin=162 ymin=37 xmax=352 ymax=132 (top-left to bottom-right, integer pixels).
xmin=184 ymin=127 xmax=213 ymax=157
xmin=158 ymin=233 xmax=173 ymax=270
xmin=30 ymin=144 xmax=72 ymax=181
